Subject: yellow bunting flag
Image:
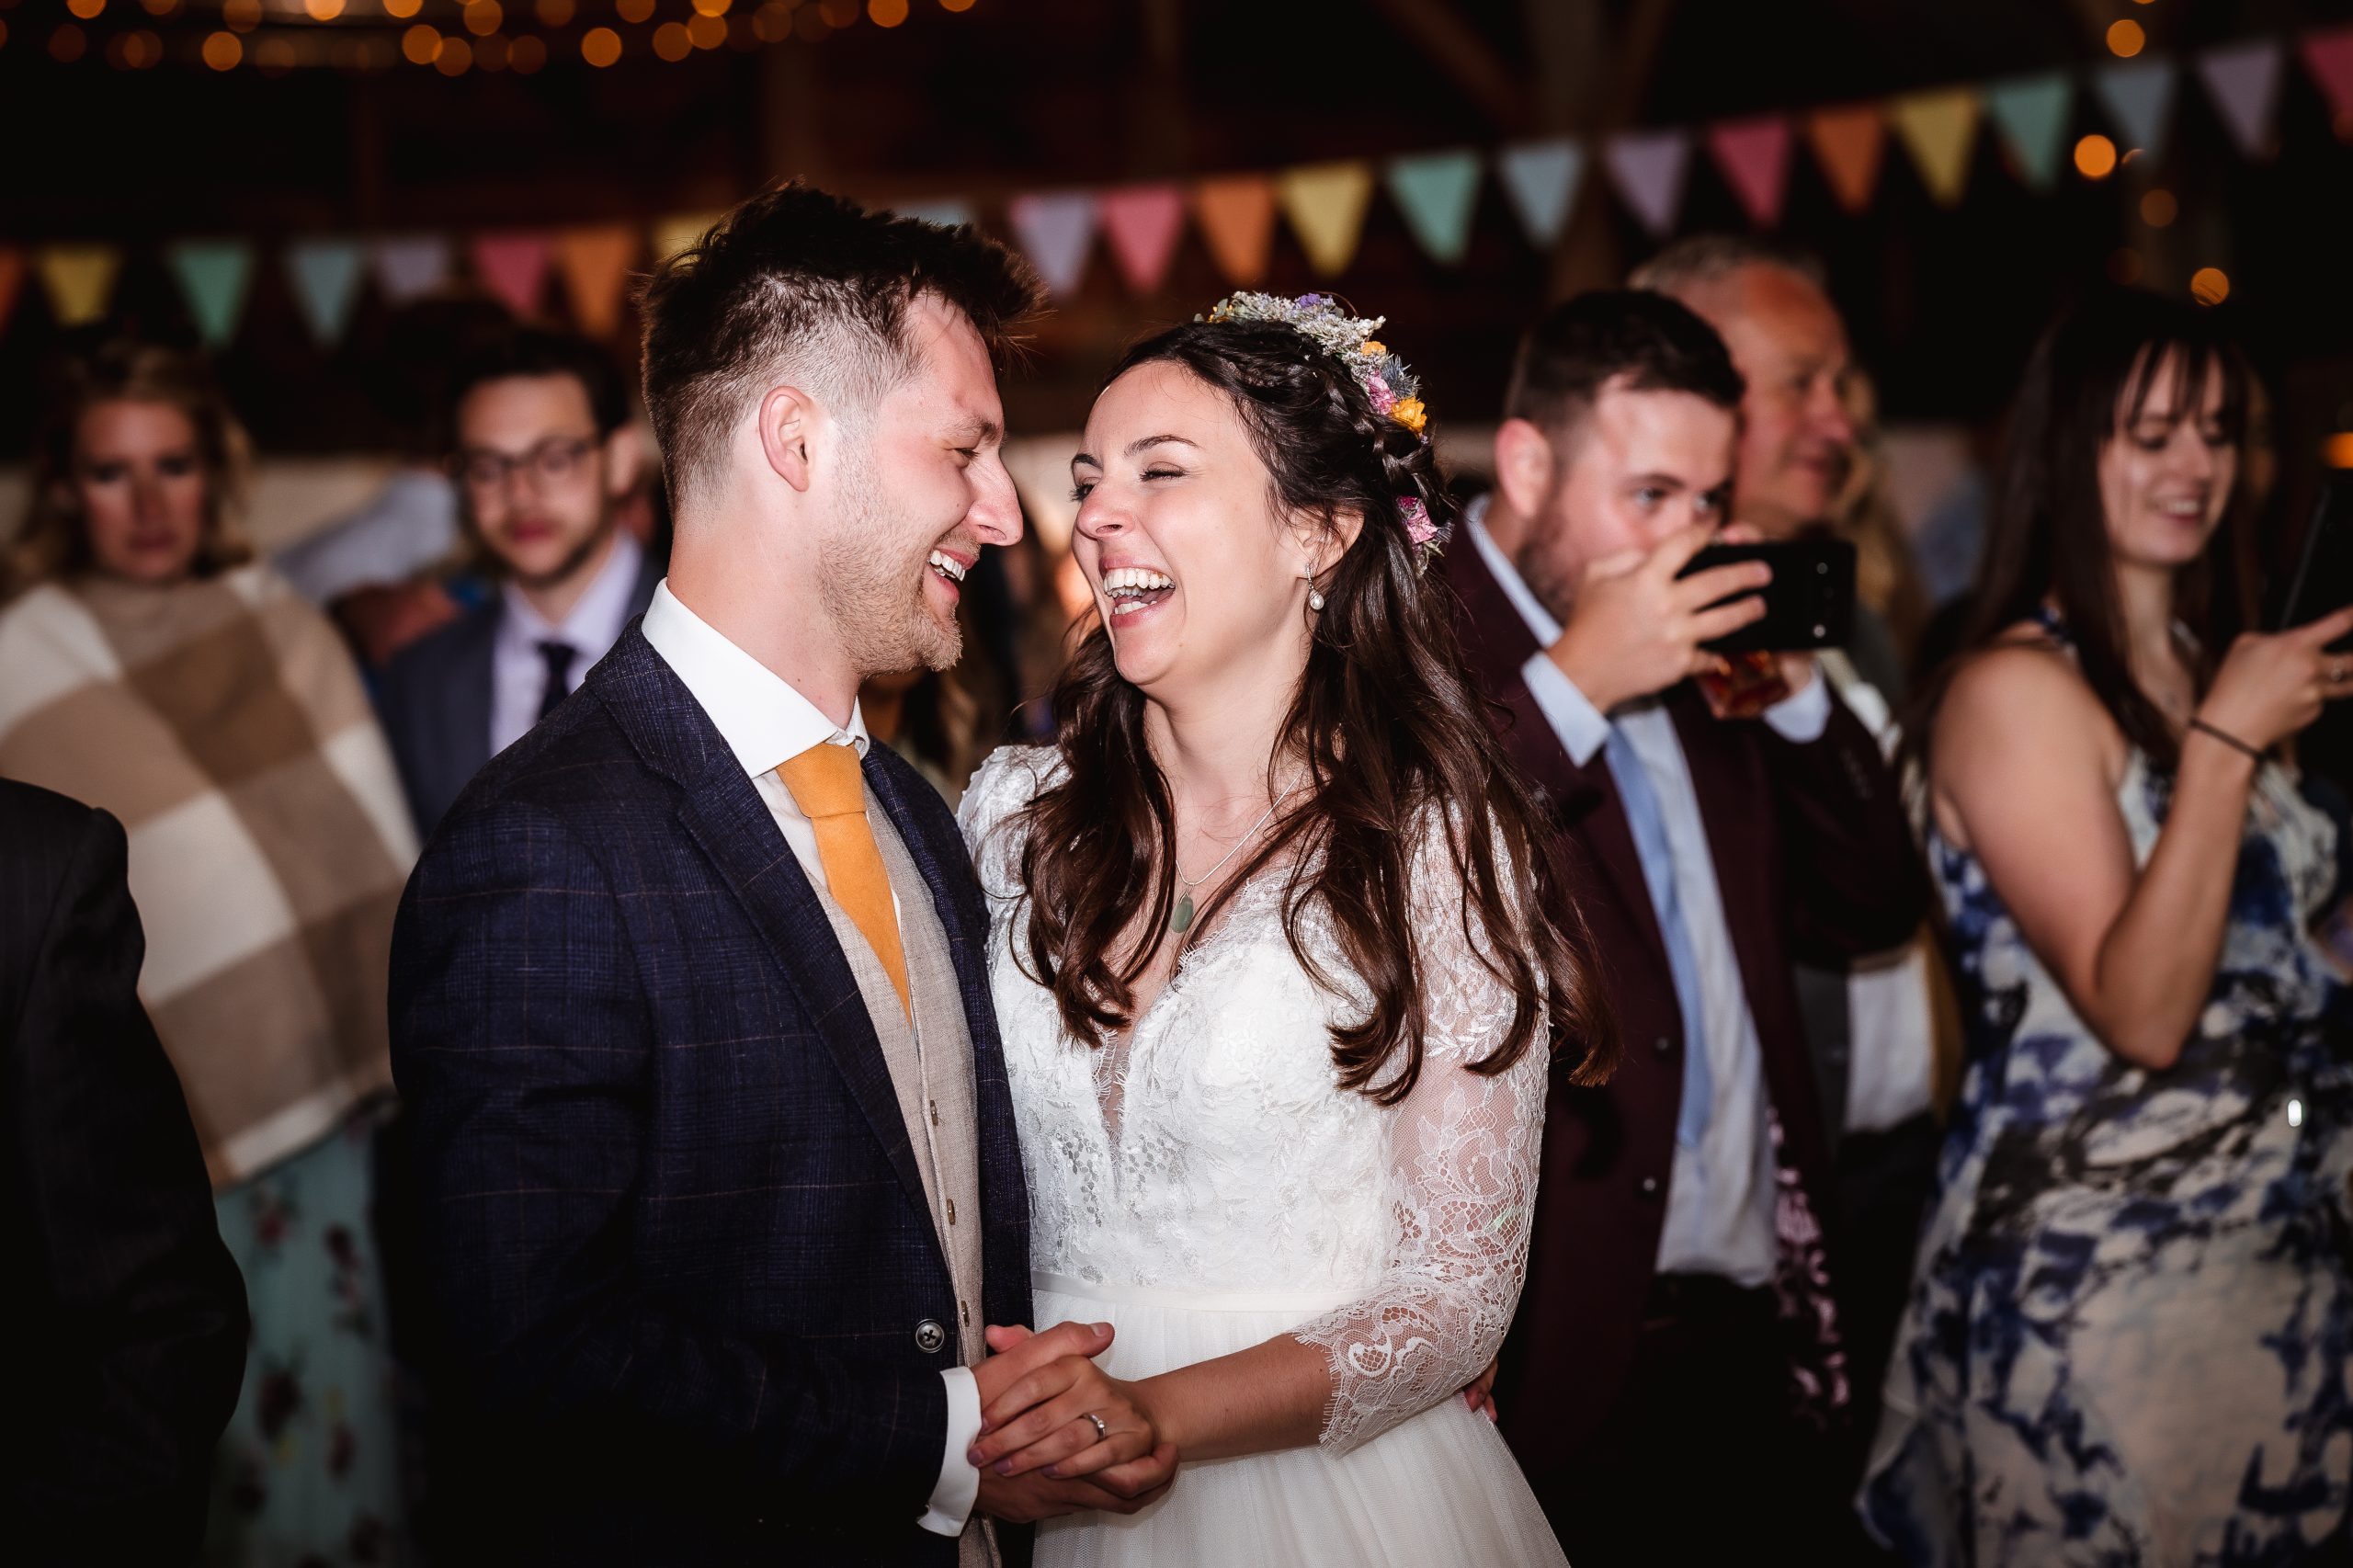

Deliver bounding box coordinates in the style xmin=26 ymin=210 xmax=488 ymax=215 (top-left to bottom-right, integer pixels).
xmin=650 ymin=211 xmax=726 ymax=267
xmin=38 ymin=244 xmax=123 ymax=328
xmin=1889 ymin=88 xmax=1984 ymax=206
xmin=1806 ymin=105 xmax=1888 ymax=212
xmin=0 ymin=247 xmax=26 ymax=335
xmin=557 ymin=225 xmax=639 ymax=338
xmin=1192 ymin=176 xmax=1279 ymax=289
xmin=1276 ymin=161 xmax=1376 ymax=278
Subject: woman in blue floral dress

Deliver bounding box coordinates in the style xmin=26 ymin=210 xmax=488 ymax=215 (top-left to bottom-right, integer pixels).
xmin=1863 ymin=290 xmax=2353 ymax=1564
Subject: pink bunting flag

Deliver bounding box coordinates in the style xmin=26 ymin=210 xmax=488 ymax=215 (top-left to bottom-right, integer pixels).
xmin=2302 ymin=25 xmax=2353 ymax=134
xmin=472 ymin=232 xmax=555 ymax=318
xmin=1006 ymin=191 xmax=1099 ymax=298
xmin=1706 ymin=115 xmax=1793 ymax=228
xmin=1603 ymin=130 xmax=1693 ymax=238
xmin=1097 ymin=185 xmax=1187 ymax=294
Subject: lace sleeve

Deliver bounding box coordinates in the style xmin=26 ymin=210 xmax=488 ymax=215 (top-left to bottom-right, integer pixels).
xmin=956 ymin=744 xmax=1059 ymax=916
xmin=1290 ymin=823 xmax=1550 ymax=1454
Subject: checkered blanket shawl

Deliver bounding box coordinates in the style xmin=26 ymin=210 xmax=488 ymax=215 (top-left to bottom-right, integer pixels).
xmin=0 ymin=564 xmax=417 ymax=1186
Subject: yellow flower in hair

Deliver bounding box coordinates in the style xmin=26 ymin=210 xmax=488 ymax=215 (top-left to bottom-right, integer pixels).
xmin=1392 ymin=397 xmax=1427 ymax=435
xmin=1361 ymin=341 xmax=1386 ymax=356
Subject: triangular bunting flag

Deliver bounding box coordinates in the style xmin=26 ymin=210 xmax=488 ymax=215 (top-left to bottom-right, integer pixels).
xmin=0 ymin=247 xmax=26 ymax=336
xmin=2095 ymin=58 xmax=2177 ymax=159
xmin=2197 ymin=40 xmax=2284 ymax=157
xmin=1706 ymin=116 xmax=1793 ymax=228
xmin=651 ymin=211 xmax=725 ymax=267
xmin=287 ymin=239 xmax=365 ymax=346
xmin=555 ymin=226 xmax=637 ymax=338
xmin=372 ymin=235 xmax=452 ymax=304
xmin=38 ymin=244 xmax=122 ymax=328
xmin=1495 ymin=137 xmax=1586 ymax=247
xmin=2304 ymin=26 xmax=2353 ymax=133
xmin=1385 ymin=149 xmax=1483 ymax=265
xmin=166 ymin=240 xmax=256 ymax=348
xmin=1603 ymin=130 xmax=1691 ymax=237
xmin=1889 ymin=88 xmax=1983 ymax=206
xmin=894 ymin=199 xmax=976 ymax=230
xmin=1278 ymin=161 xmax=1377 ymax=277
xmin=1983 ymin=74 xmax=2074 ymax=190
xmin=1192 ymin=176 xmax=1279 ymax=288
xmin=1006 ymin=190 xmax=1099 ymax=297
xmin=472 ymin=232 xmax=555 ymax=318
xmin=1806 ymin=105 xmax=1888 ymax=212
xmin=1097 ymin=185 xmax=1187 ymax=294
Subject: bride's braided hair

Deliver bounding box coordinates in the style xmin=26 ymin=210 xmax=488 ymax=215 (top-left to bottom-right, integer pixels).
xmin=1013 ymin=314 xmax=1615 ymax=1103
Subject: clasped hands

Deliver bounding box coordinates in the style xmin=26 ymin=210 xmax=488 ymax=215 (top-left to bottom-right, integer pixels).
xmin=967 ymin=1321 xmax=1177 ymax=1524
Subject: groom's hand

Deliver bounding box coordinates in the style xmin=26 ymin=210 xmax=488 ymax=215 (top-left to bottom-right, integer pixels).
xmin=973 ymin=1442 xmax=1179 ymax=1523
xmin=970 ymin=1320 xmax=1115 ymax=1414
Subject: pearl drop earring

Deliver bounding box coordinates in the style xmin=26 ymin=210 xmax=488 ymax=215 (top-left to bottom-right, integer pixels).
xmin=1308 ymin=586 xmax=1326 ymax=611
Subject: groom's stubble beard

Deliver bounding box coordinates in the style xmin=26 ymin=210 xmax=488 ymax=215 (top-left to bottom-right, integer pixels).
xmin=818 ymin=427 xmax=963 ymax=678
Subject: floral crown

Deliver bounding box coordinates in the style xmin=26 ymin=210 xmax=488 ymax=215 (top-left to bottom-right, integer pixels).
xmin=1200 ymin=290 xmax=1445 ymax=567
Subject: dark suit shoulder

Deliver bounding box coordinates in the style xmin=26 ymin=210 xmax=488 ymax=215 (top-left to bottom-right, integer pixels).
xmin=381 ymin=597 xmax=500 ymax=699
xmin=431 ymin=681 xmax=672 ymax=846
xmin=0 ymin=778 xmax=106 ymax=881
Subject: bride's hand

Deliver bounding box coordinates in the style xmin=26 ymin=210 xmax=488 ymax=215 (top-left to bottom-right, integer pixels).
xmin=970 ymin=1323 xmax=1168 ymax=1486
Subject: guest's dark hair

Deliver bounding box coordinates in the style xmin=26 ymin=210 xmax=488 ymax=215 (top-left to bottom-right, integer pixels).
xmin=636 ymin=182 xmax=1041 ymax=510
xmin=1503 ymin=289 xmax=1745 ymax=441
xmin=446 ymin=324 xmax=632 ymax=443
xmin=1012 ymin=320 xmax=1615 ymax=1103
xmin=1907 ymin=287 xmax=2256 ymax=779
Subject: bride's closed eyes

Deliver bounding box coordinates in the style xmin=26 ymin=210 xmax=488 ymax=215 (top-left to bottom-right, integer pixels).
xmin=1069 ymin=463 xmax=1191 ymax=505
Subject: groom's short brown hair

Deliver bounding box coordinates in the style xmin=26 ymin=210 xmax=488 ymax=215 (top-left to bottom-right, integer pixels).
xmin=637 ymin=181 xmax=1041 ymax=512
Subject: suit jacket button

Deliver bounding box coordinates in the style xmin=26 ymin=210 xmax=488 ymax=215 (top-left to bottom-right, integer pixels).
xmin=1653 ymin=1035 xmax=1674 ymax=1055
xmin=915 ymin=1319 xmax=947 ymax=1354
xmin=1639 ymin=1176 xmax=1661 ymax=1198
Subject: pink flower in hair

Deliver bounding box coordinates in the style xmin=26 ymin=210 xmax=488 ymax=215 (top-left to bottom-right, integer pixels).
xmin=1364 ymin=375 xmax=1398 ymax=415
xmin=1399 ymin=496 xmax=1437 ymax=547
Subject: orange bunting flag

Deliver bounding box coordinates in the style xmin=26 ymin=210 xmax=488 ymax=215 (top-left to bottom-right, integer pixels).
xmin=1193 ymin=176 xmax=1279 ymax=289
xmin=1889 ymin=88 xmax=1984 ymax=206
xmin=556 ymin=226 xmax=639 ymax=338
xmin=0 ymin=247 xmax=26 ymax=337
xmin=1806 ymin=104 xmax=1888 ymax=213
xmin=38 ymin=244 xmax=122 ymax=328
xmin=1277 ymin=161 xmax=1376 ymax=278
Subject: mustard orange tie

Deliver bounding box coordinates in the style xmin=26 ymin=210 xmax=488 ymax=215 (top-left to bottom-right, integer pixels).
xmin=775 ymin=743 xmax=909 ymax=1017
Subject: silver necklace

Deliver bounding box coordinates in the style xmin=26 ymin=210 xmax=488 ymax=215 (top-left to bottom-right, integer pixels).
xmin=1170 ymin=790 xmax=1293 ymax=936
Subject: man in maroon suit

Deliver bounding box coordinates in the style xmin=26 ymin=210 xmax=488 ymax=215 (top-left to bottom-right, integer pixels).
xmin=1456 ymin=290 xmax=1926 ymax=1563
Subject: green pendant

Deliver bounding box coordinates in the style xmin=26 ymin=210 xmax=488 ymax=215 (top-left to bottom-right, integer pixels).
xmin=1171 ymin=892 xmax=1195 ymax=935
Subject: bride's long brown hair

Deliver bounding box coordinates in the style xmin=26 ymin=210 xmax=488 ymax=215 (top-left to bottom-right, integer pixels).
xmin=1012 ymin=320 xmax=1615 ymax=1104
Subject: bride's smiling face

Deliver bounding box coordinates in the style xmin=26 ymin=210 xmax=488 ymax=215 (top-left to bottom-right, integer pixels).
xmin=1070 ymin=360 xmax=1329 ymax=695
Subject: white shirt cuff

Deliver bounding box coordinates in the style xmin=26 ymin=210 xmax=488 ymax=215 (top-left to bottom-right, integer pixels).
xmin=1520 ymin=649 xmax=1613 ymax=767
xmin=1762 ymin=668 xmax=1832 ymax=743
xmin=917 ymin=1367 xmax=983 ymax=1536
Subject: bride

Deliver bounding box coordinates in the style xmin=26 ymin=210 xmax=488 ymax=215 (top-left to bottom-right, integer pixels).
xmin=958 ymin=294 xmax=1611 ymax=1566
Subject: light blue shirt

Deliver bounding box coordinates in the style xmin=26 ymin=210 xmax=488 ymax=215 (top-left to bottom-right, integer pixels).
xmin=1466 ymin=500 xmax=1827 ymax=1284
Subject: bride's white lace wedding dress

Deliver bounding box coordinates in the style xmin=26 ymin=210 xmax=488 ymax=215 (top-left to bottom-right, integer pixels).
xmin=960 ymin=747 xmax=1570 ymax=1567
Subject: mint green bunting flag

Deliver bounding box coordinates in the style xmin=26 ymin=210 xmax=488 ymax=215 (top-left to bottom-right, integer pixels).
xmin=287 ymin=239 xmax=366 ymax=347
xmin=167 ymin=240 xmax=255 ymax=347
xmin=1385 ymin=150 xmax=1483 ymax=266
xmin=2096 ymin=58 xmax=2178 ymax=160
xmin=1984 ymin=73 xmax=2074 ymax=190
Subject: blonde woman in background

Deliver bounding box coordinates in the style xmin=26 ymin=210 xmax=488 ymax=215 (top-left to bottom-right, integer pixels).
xmin=0 ymin=340 xmax=415 ymax=1567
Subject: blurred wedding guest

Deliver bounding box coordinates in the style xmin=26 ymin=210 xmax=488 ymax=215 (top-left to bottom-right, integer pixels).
xmin=860 ymin=665 xmax=984 ymax=810
xmin=0 ymin=340 xmax=416 ymax=1567
xmin=1636 ymin=238 xmax=1947 ymax=1466
xmin=1865 ymin=290 xmax=2353 ymax=1562
xmin=3 ymin=780 xmax=248 ymax=1566
xmin=374 ymin=325 xmax=654 ymax=838
xmin=1456 ymin=291 xmax=1926 ymax=1563
xmin=1831 ymin=372 xmax=1933 ymax=659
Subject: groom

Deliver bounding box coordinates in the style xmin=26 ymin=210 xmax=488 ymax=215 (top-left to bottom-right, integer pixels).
xmin=390 ymin=185 xmax=1173 ymax=1567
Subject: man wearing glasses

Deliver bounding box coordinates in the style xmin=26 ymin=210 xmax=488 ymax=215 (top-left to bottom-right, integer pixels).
xmin=377 ymin=326 xmax=661 ymax=839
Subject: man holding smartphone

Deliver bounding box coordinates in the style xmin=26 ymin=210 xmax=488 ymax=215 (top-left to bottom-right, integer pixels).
xmin=1450 ymin=290 xmax=1925 ymax=1564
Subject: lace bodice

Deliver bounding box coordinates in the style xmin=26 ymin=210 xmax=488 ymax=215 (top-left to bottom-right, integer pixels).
xmin=959 ymin=745 xmax=1549 ymax=1453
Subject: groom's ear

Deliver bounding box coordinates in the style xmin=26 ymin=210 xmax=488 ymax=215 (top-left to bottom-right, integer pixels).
xmin=756 ymin=384 xmax=819 ymax=494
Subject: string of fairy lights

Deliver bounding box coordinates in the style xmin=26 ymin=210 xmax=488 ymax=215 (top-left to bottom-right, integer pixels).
xmin=0 ymin=0 xmax=979 ymax=73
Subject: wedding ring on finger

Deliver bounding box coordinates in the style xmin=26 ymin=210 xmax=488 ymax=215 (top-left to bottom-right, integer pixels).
xmin=1084 ymin=1412 xmax=1108 ymax=1444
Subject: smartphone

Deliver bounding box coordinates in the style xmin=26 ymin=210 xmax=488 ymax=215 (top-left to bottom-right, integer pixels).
xmin=2276 ymin=473 xmax=2353 ymax=652
xmin=1677 ymin=538 xmax=1858 ymax=654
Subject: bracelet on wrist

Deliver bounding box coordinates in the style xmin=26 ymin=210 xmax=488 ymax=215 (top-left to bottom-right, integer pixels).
xmin=2187 ymin=716 xmax=2264 ymax=764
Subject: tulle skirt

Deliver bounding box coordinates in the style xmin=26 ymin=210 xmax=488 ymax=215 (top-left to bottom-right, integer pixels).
xmin=1031 ymin=1275 xmax=1569 ymax=1568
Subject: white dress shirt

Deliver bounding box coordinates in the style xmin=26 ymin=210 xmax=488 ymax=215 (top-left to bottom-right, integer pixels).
xmin=489 ymin=528 xmax=644 ymax=756
xmin=639 ymin=581 xmax=982 ymax=1537
xmin=1467 ymin=503 xmax=1829 ymax=1285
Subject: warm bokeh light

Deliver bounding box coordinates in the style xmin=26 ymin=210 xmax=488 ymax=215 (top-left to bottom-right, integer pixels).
xmin=753 ymin=1 xmax=790 ymax=40
xmin=304 ymin=0 xmax=346 ymax=20
xmin=2075 ymin=134 xmax=2119 ymax=178
xmin=2108 ymin=248 xmax=2144 ymax=286
xmin=534 ymin=0 xmax=573 ymax=24
xmin=223 ymin=0 xmax=261 ymax=28
xmin=2108 ymin=19 xmax=2144 ymax=57
xmin=819 ymin=0 xmax=859 ymax=24
xmin=256 ymin=35 xmax=295 ymax=71
xmin=870 ymin=0 xmax=907 ymax=25
xmin=581 ymin=24 xmax=620 ymax=63
xmin=384 ymin=0 xmax=423 ymax=17
xmin=202 ymin=28 xmax=242 ymax=67
xmin=0 ymin=19 xmax=12 ymax=51
xmin=141 ymin=0 xmax=180 ymax=14
xmin=401 ymin=22 xmax=439 ymax=62
xmin=795 ymin=3 xmax=829 ymax=38
xmin=2140 ymin=188 xmax=2178 ymax=227
xmin=2325 ymin=433 xmax=2353 ymax=469
xmin=2190 ymin=267 xmax=2231 ymax=305
xmin=49 ymin=24 xmax=87 ymax=61
xmin=66 ymin=0 xmax=105 ymax=20
xmin=435 ymin=35 xmax=471 ymax=72
xmin=476 ymin=31 xmax=506 ymax=68
xmin=688 ymin=11 xmax=725 ymax=45
xmin=941 ymin=0 xmax=975 ymax=11
xmin=654 ymin=20 xmax=690 ymax=58
xmin=617 ymin=0 xmax=654 ymax=21
xmin=107 ymin=27 xmax=162 ymax=66
xmin=691 ymin=0 xmax=732 ymax=16
xmin=509 ymin=31 xmax=545 ymax=69
xmin=463 ymin=2 xmax=500 ymax=36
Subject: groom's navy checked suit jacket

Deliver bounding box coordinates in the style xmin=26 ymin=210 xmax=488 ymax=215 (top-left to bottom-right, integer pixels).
xmin=390 ymin=626 xmax=1031 ymax=1568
